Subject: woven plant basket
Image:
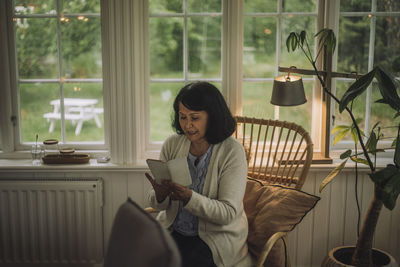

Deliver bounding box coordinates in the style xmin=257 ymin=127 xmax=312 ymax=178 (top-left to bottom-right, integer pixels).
xmin=321 ymin=246 xmax=397 ymax=267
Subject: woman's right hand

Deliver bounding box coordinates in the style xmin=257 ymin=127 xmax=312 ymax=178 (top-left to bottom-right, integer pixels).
xmin=145 ymin=172 xmax=171 ymax=203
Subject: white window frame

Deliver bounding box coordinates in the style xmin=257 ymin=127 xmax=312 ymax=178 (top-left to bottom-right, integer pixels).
xmin=0 ymin=0 xmax=106 ymax=157
xmin=329 ymin=0 xmax=400 ymax=156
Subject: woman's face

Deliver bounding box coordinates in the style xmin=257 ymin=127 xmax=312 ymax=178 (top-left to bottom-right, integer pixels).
xmin=178 ymin=102 xmax=208 ymax=144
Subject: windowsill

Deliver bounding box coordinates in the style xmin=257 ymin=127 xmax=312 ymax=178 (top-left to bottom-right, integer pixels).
xmin=0 ymin=156 xmax=393 ymax=172
xmin=0 ymin=150 xmax=110 ymax=161
xmin=0 ymin=159 xmax=148 ymax=172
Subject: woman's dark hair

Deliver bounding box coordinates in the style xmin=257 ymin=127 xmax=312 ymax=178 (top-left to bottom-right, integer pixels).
xmin=172 ymin=82 xmax=236 ymax=144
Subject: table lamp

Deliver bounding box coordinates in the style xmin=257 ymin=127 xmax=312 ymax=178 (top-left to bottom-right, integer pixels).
xmin=271 ymin=71 xmax=306 ymax=106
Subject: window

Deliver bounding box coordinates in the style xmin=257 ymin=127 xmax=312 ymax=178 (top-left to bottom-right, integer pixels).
xmin=12 ymin=0 xmax=103 ymax=148
xmin=1 ymin=0 xmax=397 ymax=162
xmin=148 ymin=0 xmax=325 ymax=158
xmin=332 ymin=0 xmax=400 ymax=149
xmin=149 ymin=0 xmax=222 ymax=142
xmin=242 ymin=0 xmax=317 ymax=135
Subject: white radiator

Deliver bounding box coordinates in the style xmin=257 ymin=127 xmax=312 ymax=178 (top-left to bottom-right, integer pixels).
xmin=0 ymin=178 xmax=103 ymax=266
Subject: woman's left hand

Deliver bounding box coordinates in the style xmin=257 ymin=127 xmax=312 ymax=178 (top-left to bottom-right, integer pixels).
xmin=166 ymin=180 xmax=192 ymax=206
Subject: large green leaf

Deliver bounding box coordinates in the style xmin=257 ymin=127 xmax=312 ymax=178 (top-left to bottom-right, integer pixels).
xmin=299 ymin=31 xmax=306 ymax=47
xmin=370 ymin=165 xmax=400 ymax=210
xmin=351 ymin=127 xmax=359 ymax=144
xmin=286 ymin=32 xmax=299 ymax=52
xmin=340 ymin=149 xmax=352 ymax=159
xmin=333 ymin=128 xmax=350 ymax=145
xmin=331 ymin=125 xmax=350 ymax=134
xmin=319 ymin=160 xmax=347 ymax=193
xmin=381 ymin=171 xmax=400 ymax=210
xmin=339 ymin=68 xmax=377 ymax=113
xmin=315 ymin=28 xmax=336 ymax=54
xmin=394 ymin=132 xmax=400 ymax=168
xmin=366 ymin=131 xmax=378 ymax=155
xmin=350 ymin=156 xmax=369 ymax=166
xmin=369 ymin=164 xmax=397 ymax=184
xmin=376 ymin=67 xmax=400 ymax=112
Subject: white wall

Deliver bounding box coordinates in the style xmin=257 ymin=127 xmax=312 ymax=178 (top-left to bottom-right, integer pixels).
xmin=0 ymin=166 xmax=399 ymax=267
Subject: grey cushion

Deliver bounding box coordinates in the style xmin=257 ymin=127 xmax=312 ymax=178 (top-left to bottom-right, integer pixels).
xmin=104 ymin=198 xmax=181 ymax=267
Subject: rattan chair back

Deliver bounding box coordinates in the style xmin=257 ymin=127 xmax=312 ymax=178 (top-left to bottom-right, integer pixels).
xmin=234 ymin=116 xmax=313 ymax=190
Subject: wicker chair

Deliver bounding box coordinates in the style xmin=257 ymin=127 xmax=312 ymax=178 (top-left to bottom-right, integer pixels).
xmin=234 ymin=116 xmax=313 ymax=267
xmin=234 ymin=116 xmax=313 ymax=190
xmin=146 ymin=116 xmax=314 ymax=267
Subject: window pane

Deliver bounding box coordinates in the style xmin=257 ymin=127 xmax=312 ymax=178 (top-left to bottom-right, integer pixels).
xmin=370 ymin=82 xmax=400 ymax=140
xmin=242 ymin=82 xmax=274 ymax=119
xmin=244 ymin=0 xmax=277 ymax=13
xmin=61 ymin=0 xmax=100 ymax=13
xmin=150 ymin=83 xmax=184 ymax=142
xmin=61 ymin=17 xmax=102 ymax=78
xmin=374 ymin=16 xmax=400 ymax=77
xmin=20 ymin=83 xmax=61 ymax=142
xmin=243 ymin=17 xmax=276 ymax=78
xmin=337 ymin=16 xmax=370 ymax=74
xmin=280 ymin=16 xmax=316 ymax=70
xmin=150 ymin=0 xmax=182 ymax=13
xmin=187 ymin=0 xmax=221 ymax=13
xmin=188 ymin=16 xmax=221 ymax=79
xmin=283 ymin=0 xmax=316 ymax=12
xmin=279 ymin=81 xmax=313 ymax=133
xmin=340 ymin=0 xmax=371 ymax=12
xmin=63 ymin=83 xmax=104 ymax=142
xmin=332 ymin=80 xmax=366 ymax=143
xmin=14 ymin=0 xmax=56 ymax=15
xmin=150 ymin=18 xmax=183 ymax=78
xmin=377 ymin=0 xmax=400 ymax=12
xmin=15 ymin=18 xmax=58 ymax=79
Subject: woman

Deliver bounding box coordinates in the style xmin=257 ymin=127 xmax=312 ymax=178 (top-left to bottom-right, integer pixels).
xmin=146 ymin=82 xmax=253 ymax=267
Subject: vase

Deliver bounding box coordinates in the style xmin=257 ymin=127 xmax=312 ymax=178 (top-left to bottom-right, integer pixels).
xmin=321 ymin=246 xmax=397 ymax=267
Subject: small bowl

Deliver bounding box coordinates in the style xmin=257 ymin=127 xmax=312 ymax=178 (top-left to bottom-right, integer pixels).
xmin=59 ymin=148 xmax=75 ymax=154
xmin=43 ymin=139 xmax=59 ymax=145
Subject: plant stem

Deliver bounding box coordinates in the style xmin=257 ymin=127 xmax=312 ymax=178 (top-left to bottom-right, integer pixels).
xmin=310 ymin=61 xmax=375 ymax=172
xmin=351 ymin=186 xmax=383 ymax=266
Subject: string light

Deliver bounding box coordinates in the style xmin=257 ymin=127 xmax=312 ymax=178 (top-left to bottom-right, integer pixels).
xmin=60 ymin=16 xmax=69 ymax=22
xmin=77 ymin=15 xmax=88 ymax=21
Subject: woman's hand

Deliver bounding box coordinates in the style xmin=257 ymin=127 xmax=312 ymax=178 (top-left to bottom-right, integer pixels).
xmin=145 ymin=172 xmax=171 ymax=203
xmin=165 ymin=180 xmax=193 ymax=206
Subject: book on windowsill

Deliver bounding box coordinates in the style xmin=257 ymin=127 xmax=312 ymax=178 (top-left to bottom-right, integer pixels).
xmin=146 ymin=158 xmax=192 ymax=187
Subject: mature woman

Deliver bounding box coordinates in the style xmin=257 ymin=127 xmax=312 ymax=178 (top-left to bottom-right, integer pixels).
xmin=146 ymin=82 xmax=253 ymax=267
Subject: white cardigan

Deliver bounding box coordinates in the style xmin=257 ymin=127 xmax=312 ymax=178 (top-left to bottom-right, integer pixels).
xmin=148 ymin=134 xmax=253 ymax=267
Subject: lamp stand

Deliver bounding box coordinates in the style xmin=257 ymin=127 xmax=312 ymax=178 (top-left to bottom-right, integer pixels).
xmin=277 ymin=66 xmax=363 ymax=164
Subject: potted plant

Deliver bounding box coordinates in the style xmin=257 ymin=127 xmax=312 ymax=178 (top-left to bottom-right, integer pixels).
xmin=285 ymin=29 xmax=400 ymax=267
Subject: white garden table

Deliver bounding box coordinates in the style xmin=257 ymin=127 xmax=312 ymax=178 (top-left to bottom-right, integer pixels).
xmin=43 ymin=98 xmax=103 ymax=135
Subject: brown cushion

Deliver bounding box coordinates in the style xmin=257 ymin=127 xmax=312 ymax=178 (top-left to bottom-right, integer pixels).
xmin=244 ymin=178 xmax=320 ymax=267
xmin=104 ymin=198 xmax=181 ymax=267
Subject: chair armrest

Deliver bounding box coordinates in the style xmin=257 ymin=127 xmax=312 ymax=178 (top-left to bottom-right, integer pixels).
xmin=255 ymin=231 xmax=287 ymax=267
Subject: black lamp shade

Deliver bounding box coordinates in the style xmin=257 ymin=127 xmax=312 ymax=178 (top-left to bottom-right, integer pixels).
xmin=271 ymin=75 xmax=307 ymax=106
